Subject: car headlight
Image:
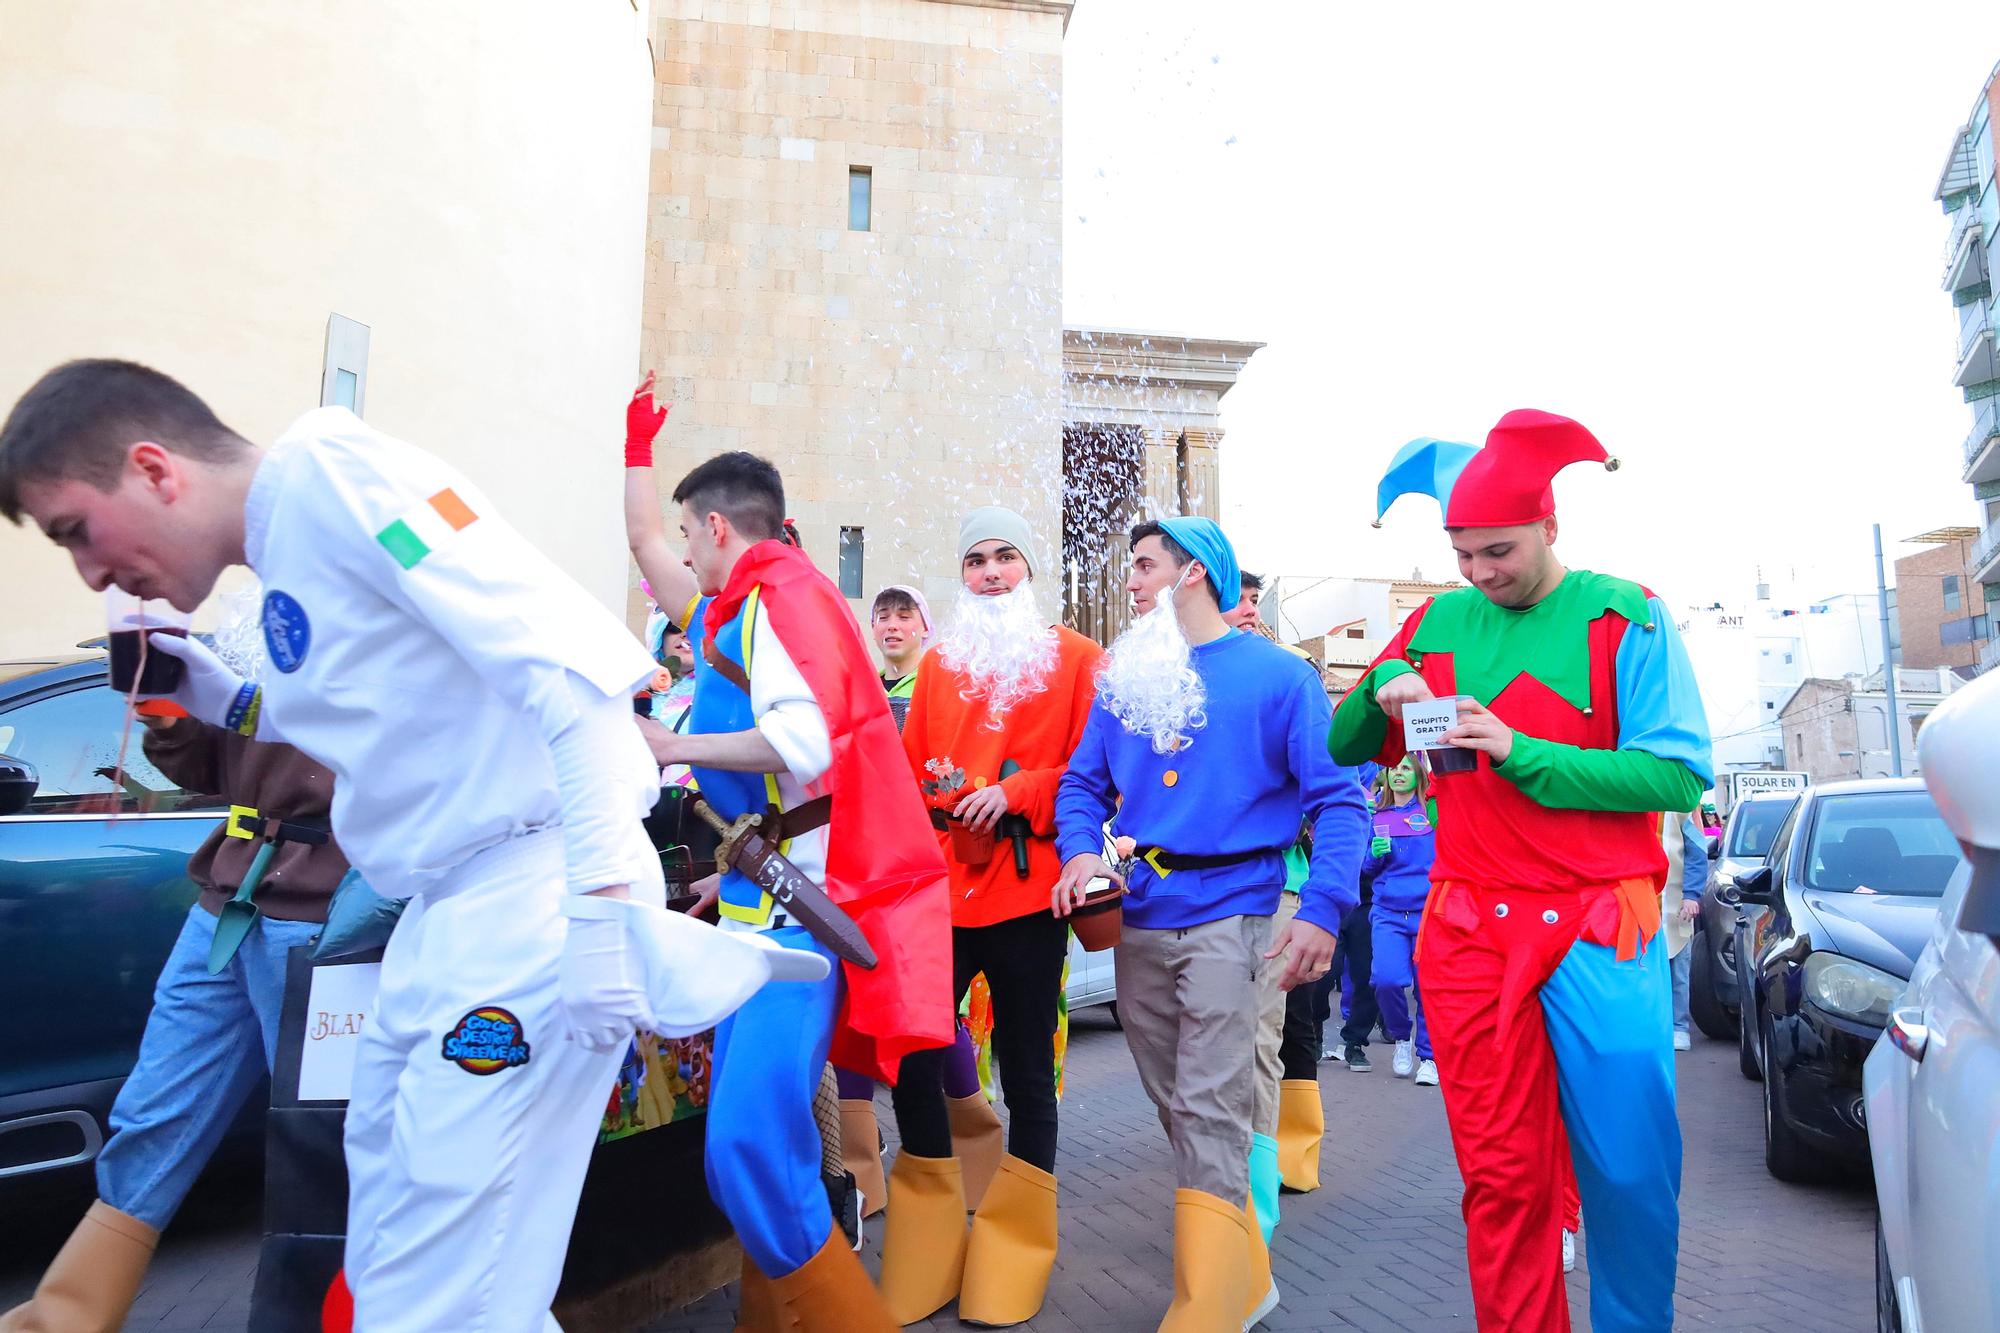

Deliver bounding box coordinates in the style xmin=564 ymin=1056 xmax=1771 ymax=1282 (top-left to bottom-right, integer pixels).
xmin=1802 ymin=952 xmax=1903 ymax=1027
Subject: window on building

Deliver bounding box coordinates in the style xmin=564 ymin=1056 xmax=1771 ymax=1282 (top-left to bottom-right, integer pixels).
xmin=1976 ymin=612 xmax=1993 ymax=641
xmin=848 ymin=167 xmax=872 ymax=232
xmin=1346 ymin=627 xmax=1365 ymax=639
xmin=1944 ymin=574 xmax=1963 ymax=614
xmin=321 ymin=313 xmax=370 ymax=416
xmin=1783 ymin=652 xmax=1793 ymax=665
xmin=838 ymin=526 xmax=864 ymax=598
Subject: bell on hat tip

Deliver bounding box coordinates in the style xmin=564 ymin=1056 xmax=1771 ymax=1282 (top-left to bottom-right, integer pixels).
xmin=1604 ymin=457 xmax=1622 ymax=472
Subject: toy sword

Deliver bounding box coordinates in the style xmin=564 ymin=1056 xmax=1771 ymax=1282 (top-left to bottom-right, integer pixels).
xmin=692 ymin=799 xmax=879 ymax=970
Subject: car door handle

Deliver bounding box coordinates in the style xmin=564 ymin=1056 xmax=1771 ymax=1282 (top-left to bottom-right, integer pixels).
xmin=1888 ymin=1006 xmax=1929 ymax=1063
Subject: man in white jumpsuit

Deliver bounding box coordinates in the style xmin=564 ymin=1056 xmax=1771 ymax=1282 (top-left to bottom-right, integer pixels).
xmin=0 ymin=359 xmax=821 ymax=1333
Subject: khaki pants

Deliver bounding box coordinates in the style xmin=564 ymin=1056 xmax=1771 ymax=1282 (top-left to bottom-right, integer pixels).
xmin=1114 ymin=914 xmax=1271 ymax=1202
xmin=1251 ymin=892 xmax=1299 ymax=1137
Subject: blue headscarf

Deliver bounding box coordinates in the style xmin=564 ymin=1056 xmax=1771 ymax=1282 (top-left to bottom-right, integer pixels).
xmin=1156 ymin=516 xmax=1240 ymax=612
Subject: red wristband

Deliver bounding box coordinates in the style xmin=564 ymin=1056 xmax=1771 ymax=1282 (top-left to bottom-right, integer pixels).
xmin=624 ymin=439 xmax=654 ymax=469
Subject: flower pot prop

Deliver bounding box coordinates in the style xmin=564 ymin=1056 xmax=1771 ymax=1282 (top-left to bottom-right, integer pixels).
xmin=1070 ymin=882 xmax=1123 ymax=952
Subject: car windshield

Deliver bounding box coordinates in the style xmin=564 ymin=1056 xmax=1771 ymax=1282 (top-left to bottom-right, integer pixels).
xmin=1803 ymin=791 xmax=1963 ymax=897
xmin=1727 ymin=798 xmax=1795 ymax=858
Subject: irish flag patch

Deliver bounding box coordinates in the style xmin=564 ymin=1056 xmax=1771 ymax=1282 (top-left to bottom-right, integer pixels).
xmin=376 ymin=488 xmax=478 ymax=569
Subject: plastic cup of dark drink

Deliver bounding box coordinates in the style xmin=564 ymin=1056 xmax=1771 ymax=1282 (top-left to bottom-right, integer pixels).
xmin=105 ymin=587 xmax=191 ymax=695
xmin=1419 ymin=695 xmax=1480 ymax=775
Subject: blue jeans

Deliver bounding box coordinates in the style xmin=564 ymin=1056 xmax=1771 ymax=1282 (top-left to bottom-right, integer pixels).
xmin=1370 ymin=905 xmax=1433 ymax=1060
xmin=96 ymin=905 xmax=319 ymax=1229
xmin=1670 ymin=944 xmax=1692 ymax=1035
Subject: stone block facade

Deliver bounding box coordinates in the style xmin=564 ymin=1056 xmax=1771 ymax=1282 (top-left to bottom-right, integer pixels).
xmin=640 ymin=0 xmax=1070 ymax=623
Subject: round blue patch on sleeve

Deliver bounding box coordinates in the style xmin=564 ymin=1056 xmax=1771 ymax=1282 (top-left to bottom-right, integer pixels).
xmin=262 ymin=590 xmax=312 ymax=674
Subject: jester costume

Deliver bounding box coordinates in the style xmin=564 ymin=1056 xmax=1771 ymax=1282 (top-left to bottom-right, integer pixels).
xmin=692 ymin=540 xmax=954 ymax=1331
xmin=1330 ymin=411 xmax=1712 ymax=1333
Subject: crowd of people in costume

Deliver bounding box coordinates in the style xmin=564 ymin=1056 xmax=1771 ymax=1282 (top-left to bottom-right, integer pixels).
xmin=0 ymin=358 xmax=1712 ymax=1333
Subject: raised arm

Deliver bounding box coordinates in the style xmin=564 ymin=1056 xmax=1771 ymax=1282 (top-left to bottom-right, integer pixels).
xmin=624 ymin=372 xmax=700 ymax=624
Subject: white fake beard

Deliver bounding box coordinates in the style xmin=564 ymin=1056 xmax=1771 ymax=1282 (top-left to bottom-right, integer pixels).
xmin=213 ymin=581 xmax=269 ymax=684
xmin=935 ymin=582 xmax=1060 ymax=727
xmin=1096 ymin=582 xmax=1207 ymax=756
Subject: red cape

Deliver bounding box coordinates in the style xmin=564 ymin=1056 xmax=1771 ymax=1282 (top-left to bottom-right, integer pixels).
xmin=706 ymin=540 xmax=954 ymax=1082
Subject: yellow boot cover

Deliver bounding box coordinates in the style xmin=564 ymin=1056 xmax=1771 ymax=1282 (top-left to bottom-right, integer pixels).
xmin=840 ymin=1098 xmax=889 ymax=1219
xmin=947 ymin=1091 xmax=1005 ymax=1211
xmin=773 ymin=1224 xmax=897 ymax=1333
xmin=0 ymin=1200 xmax=159 ymax=1333
xmin=875 ymin=1153 xmax=968 ymax=1324
xmin=1156 ymin=1189 xmax=1253 ymax=1333
xmin=1275 ymin=1078 xmax=1324 ymax=1193
xmin=957 ymin=1155 xmax=1058 ymax=1327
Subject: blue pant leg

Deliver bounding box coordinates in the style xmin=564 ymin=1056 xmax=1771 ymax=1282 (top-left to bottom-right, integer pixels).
xmin=1370 ymin=909 xmax=1416 ymax=1042
xmin=96 ymin=907 xmax=271 ymax=1230
xmin=704 ymin=927 xmax=841 ymax=1277
xmin=1669 ymin=946 xmax=1692 ymax=1036
xmin=1541 ymin=939 xmax=1680 ymax=1333
xmin=238 ymin=918 xmax=322 ymax=1065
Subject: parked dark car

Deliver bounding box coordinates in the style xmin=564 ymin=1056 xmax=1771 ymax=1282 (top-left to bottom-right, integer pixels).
xmin=1688 ymin=791 xmax=1800 ymax=1040
xmin=0 ymin=653 xmax=228 ymax=1194
xmin=1723 ymin=779 xmax=1960 ymax=1183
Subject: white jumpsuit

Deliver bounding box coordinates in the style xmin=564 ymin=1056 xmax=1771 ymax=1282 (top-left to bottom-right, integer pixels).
xmin=243 ymin=408 xmax=664 ymax=1332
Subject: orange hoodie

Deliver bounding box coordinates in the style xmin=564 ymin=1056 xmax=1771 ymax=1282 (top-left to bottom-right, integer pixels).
xmin=902 ymin=624 xmax=1103 ymax=927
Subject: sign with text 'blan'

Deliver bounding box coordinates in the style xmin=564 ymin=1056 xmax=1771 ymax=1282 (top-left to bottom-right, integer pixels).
xmin=298 ymin=961 xmax=380 ymax=1103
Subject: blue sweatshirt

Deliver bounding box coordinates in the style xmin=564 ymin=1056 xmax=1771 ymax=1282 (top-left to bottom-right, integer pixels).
xmin=1363 ymin=797 xmax=1437 ymax=913
xmin=1055 ymin=630 xmax=1369 ymax=934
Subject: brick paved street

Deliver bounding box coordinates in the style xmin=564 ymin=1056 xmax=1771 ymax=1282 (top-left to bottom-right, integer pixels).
xmin=1 ymin=1008 xmax=1878 ymax=1331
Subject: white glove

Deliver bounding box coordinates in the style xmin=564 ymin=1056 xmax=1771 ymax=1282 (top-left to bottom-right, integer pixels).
xmin=144 ymin=632 xmax=251 ymax=729
xmin=557 ymin=901 xmax=654 ymax=1052
xmin=557 ymin=895 xmax=831 ymax=1049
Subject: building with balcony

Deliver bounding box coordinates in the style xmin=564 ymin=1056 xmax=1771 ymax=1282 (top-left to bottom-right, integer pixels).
xmin=1937 ymin=62 xmax=2000 ymax=627
xmin=1777 ymin=667 xmax=1963 ymax=783
xmin=1893 ymin=527 xmax=1989 ymax=673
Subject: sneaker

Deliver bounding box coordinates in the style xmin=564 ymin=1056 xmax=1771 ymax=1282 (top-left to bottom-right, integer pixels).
xmin=1344 ymin=1044 xmax=1372 ymax=1073
xmin=1413 ymin=1058 xmax=1439 ymax=1086
xmin=1392 ymin=1039 xmax=1415 ymax=1078
xmin=1244 ymin=1278 xmax=1280 ymax=1330
xmin=1673 ymin=1030 xmax=1693 ymax=1051
xmin=1562 ymin=1229 xmax=1576 ymax=1273
xmin=1321 ymin=1044 xmax=1341 ymax=1063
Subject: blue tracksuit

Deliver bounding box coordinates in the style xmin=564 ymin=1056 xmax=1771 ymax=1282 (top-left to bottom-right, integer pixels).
xmin=1364 ymin=797 xmax=1436 ymax=1059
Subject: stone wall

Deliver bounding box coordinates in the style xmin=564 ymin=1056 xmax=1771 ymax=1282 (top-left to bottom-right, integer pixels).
xmin=641 ymin=0 xmax=1070 ymax=627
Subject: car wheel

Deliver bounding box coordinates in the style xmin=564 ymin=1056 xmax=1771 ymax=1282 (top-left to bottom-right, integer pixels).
xmin=1875 ymin=1216 xmax=1903 ymax=1333
xmin=1738 ymin=986 xmax=1762 ymax=1081
xmin=1688 ymin=937 xmax=1732 ymax=1040
xmin=1761 ymin=1010 xmax=1835 ymax=1184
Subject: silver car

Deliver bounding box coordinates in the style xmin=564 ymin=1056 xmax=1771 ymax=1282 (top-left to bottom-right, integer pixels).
xmin=1864 ymin=665 xmax=2000 ymax=1333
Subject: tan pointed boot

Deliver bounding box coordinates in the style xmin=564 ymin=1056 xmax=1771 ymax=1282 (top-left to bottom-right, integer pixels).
xmin=733 ymin=1247 xmax=799 ymax=1333
xmin=839 ymin=1098 xmax=888 ymax=1219
xmin=0 ymin=1200 xmax=159 ymax=1333
xmin=957 ymin=1155 xmax=1058 ymax=1327
xmin=771 ymin=1224 xmax=896 ymax=1333
xmin=875 ymin=1153 xmax=968 ymax=1324
xmin=946 ymin=1091 xmax=1005 ymax=1210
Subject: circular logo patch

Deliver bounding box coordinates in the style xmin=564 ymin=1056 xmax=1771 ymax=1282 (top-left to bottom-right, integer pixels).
xmin=441 ymin=1006 xmax=532 ymax=1075
xmin=262 ymin=590 xmax=312 ymax=674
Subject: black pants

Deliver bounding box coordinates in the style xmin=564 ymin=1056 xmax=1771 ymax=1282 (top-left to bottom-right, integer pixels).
xmin=1335 ymin=902 xmax=1379 ymax=1047
xmin=1278 ymin=983 xmax=1322 ymax=1081
xmin=891 ymin=910 xmax=1069 ymax=1172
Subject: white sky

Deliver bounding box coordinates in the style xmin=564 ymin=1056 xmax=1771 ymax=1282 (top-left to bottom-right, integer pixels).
xmin=1061 ymin=2 xmax=2000 ymax=611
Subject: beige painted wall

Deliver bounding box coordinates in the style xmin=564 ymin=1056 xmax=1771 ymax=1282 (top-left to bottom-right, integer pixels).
xmin=641 ymin=0 xmax=1068 ymax=628
xmin=0 ymin=2 xmax=656 ymax=659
